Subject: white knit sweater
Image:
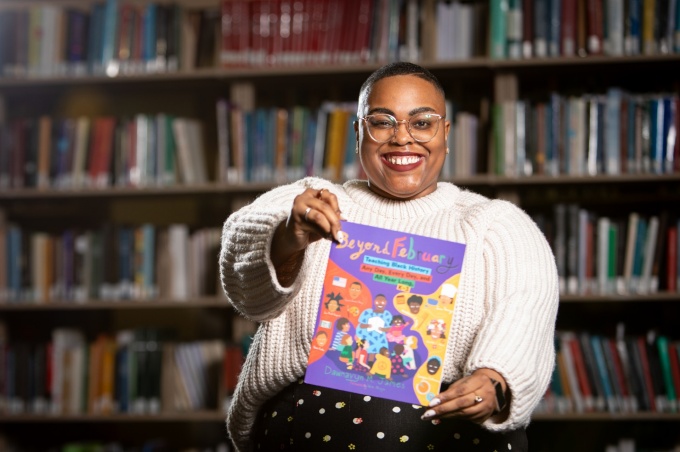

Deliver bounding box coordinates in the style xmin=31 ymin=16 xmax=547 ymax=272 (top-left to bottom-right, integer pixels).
xmin=219 ymin=177 xmax=559 ymax=452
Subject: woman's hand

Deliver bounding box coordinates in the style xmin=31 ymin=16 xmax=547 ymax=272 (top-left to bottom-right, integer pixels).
xmin=420 ymin=369 xmax=508 ymax=424
xmin=271 ymin=187 xmax=344 ymax=270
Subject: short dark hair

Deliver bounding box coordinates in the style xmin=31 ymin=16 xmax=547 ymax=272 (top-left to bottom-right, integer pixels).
xmin=359 ymin=62 xmax=445 ymax=110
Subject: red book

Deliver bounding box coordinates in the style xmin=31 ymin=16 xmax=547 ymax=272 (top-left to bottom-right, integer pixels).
xmin=95 ymin=117 xmax=116 ymax=187
xmin=668 ymin=341 xmax=680 ymax=406
xmin=636 ymin=336 xmax=657 ymax=411
xmin=223 ymin=344 xmax=244 ymax=395
xmin=667 ymin=226 xmax=677 ymax=292
xmin=606 ymin=338 xmax=630 ymax=401
xmin=561 ymin=0 xmax=577 ymax=56
xmin=568 ymin=334 xmax=595 ymax=410
xmin=354 ymin=0 xmax=374 ymax=62
xmin=586 ymin=0 xmax=603 ymax=54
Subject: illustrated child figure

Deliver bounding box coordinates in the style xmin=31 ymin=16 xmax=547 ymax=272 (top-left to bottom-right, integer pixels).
xmin=426 ymin=319 xmax=446 ymax=348
xmin=353 ymin=338 xmax=371 ymax=372
xmin=324 ymin=291 xmax=344 ymax=313
xmin=402 ymin=335 xmax=418 ymax=370
xmin=426 ymin=356 xmax=442 ymax=375
xmin=313 ymin=331 xmax=328 ymax=349
xmin=331 ymin=317 xmax=351 ymax=351
xmin=368 ymin=347 xmax=392 ymax=379
xmin=338 ymin=334 xmax=354 ymax=368
xmin=390 ymin=344 xmax=407 ymax=378
xmin=438 ymin=283 xmax=457 ymax=306
xmin=386 ymin=315 xmax=409 ymax=344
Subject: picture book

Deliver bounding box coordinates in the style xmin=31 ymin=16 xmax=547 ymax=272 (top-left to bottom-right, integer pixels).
xmin=305 ymin=221 xmax=467 ymax=406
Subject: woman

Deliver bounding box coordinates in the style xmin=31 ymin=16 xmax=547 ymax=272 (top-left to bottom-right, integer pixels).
xmin=220 ymin=62 xmax=559 ymax=451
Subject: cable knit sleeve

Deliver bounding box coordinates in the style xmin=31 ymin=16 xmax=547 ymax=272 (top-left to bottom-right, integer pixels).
xmin=219 ymin=177 xmax=333 ymax=322
xmin=467 ymin=200 xmax=559 ymax=431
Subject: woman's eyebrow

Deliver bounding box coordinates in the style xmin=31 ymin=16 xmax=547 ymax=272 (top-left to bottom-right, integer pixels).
xmin=366 ymin=106 xmax=437 ymax=116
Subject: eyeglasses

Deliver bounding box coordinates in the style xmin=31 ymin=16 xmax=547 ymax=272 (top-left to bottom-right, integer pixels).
xmin=359 ymin=112 xmax=444 ymax=144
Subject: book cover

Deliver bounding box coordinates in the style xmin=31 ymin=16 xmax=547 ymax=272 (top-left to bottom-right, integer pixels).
xmin=305 ymin=221 xmax=466 ymax=406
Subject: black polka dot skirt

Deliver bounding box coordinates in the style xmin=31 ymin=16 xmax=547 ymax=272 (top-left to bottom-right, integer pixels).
xmin=251 ymin=379 xmax=527 ymax=451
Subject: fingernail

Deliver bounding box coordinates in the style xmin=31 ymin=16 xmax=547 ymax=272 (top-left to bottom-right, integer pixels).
xmin=428 ymin=397 xmax=441 ymax=407
xmin=420 ymin=409 xmax=435 ymax=420
xmin=335 ymin=231 xmax=345 ymax=244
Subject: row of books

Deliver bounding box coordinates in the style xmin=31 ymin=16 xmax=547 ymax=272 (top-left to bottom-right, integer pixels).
xmin=0 ymin=1 xmax=227 ymax=79
xmin=0 ymin=114 xmax=209 ymax=190
xmin=493 ymin=90 xmax=680 ymax=177
xmin=537 ymin=205 xmax=679 ymax=295
xmin=0 ymin=326 xmax=244 ymax=416
xmin=0 ymin=220 xmax=222 ymax=304
xmin=490 ymin=0 xmax=680 ymax=60
xmin=216 ymin=99 xmax=480 ymax=184
xmin=537 ymin=327 xmax=680 ymax=414
xmin=0 ymin=99 xmax=479 ymax=189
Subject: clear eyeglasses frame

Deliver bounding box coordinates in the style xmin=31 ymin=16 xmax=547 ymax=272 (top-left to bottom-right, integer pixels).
xmin=358 ymin=112 xmax=444 ymax=144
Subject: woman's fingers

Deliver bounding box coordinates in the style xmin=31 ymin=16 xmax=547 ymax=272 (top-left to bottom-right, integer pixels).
xmin=420 ymin=375 xmax=496 ymax=423
xmin=292 ymin=188 xmax=344 ymax=243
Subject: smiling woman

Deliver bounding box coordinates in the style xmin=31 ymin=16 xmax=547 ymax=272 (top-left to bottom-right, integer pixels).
xmin=219 ymin=62 xmax=559 ymax=452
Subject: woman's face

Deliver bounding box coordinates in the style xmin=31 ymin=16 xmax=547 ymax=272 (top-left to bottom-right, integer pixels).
xmin=356 ymin=75 xmax=450 ymax=200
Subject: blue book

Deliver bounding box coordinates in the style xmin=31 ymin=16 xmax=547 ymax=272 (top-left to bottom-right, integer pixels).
xmin=142 ymin=224 xmax=155 ymax=299
xmin=548 ymin=93 xmax=561 ymax=175
xmin=631 ymin=217 xmax=648 ymax=292
xmin=661 ymin=97 xmax=673 ymax=174
xmin=143 ymin=3 xmax=157 ymax=69
xmin=625 ymin=0 xmax=642 ymax=54
xmin=101 ymin=0 xmax=119 ymax=73
xmin=88 ymin=3 xmax=105 ymax=74
xmin=118 ymin=227 xmax=133 ymax=299
xmin=649 ymin=97 xmax=664 ymax=174
xmin=534 ymin=0 xmax=549 ymax=57
xmin=304 ymin=111 xmax=318 ymax=177
xmin=548 ymin=0 xmax=561 ymax=56
xmin=490 ymin=0 xmax=508 ymax=59
xmin=590 ymin=335 xmax=618 ymax=412
xmin=243 ymin=111 xmax=253 ymax=181
xmin=343 ymin=112 xmax=359 ymax=180
xmin=676 ymin=0 xmax=680 ymax=52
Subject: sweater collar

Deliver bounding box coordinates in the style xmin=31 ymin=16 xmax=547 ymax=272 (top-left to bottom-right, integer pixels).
xmin=341 ymin=180 xmax=460 ymax=220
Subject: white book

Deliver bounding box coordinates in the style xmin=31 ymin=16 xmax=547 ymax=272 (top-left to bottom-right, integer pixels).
xmin=605 ymin=0 xmax=624 ymax=56
xmin=71 ymin=117 xmax=91 ymax=188
xmin=172 ymin=118 xmax=196 ymax=184
xmin=622 ymin=212 xmax=639 ymax=293
xmin=639 ymin=215 xmax=659 ymax=293
xmin=503 ymin=101 xmax=517 ymax=177
xmin=605 ymin=88 xmax=622 ymax=175
xmin=597 ymin=217 xmax=611 ymax=295
xmin=168 ymin=224 xmax=189 ymax=301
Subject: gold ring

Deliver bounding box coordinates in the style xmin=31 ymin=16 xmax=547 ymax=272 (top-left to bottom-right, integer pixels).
xmin=304 ymin=207 xmax=312 ymax=222
xmin=474 ymin=395 xmax=483 ymax=404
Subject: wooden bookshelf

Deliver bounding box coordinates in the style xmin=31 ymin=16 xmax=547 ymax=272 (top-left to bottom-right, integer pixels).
xmin=0 ymin=0 xmax=679 ymax=451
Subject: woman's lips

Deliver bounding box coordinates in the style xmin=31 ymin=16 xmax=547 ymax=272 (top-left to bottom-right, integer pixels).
xmin=382 ymin=154 xmax=424 ymax=171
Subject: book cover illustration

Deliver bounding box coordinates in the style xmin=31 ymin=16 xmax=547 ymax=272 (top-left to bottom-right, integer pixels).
xmin=305 ymin=221 xmax=467 ymax=406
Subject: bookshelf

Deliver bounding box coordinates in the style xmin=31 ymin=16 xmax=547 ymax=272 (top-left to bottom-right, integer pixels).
xmin=1 ymin=0 xmax=679 ymax=451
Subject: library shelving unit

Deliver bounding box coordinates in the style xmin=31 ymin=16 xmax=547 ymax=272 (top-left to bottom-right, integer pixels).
xmin=1 ymin=1 xmax=680 ymax=451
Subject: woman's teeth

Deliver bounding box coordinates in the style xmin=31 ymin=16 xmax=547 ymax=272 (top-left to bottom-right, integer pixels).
xmin=386 ymin=155 xmax=421 ymax=165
